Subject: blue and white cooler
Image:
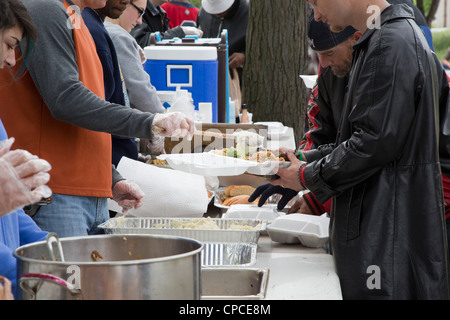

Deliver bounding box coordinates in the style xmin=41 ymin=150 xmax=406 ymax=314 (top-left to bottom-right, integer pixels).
xmin=144 ymin=46 xmax=219 ymax=123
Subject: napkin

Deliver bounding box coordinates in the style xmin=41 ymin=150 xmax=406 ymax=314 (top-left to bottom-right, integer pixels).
xmin=108 ymin=157 xmax=209 ymax=217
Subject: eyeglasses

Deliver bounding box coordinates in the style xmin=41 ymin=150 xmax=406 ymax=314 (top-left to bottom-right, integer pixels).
xmin=130 ymin=2 xmax=145 ymax=18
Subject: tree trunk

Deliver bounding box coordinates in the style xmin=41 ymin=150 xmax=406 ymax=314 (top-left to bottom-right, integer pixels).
xmin=242 ymin=0 xmax=309 ymax=147
xmin=426 ymin=0 xmax=440 ymax=26
xmin=416 ymin=0 xmax=441 ymax=26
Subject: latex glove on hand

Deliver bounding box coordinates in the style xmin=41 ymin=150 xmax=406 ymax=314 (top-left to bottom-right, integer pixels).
xmin=248 ymin=183 xmax=299 ymax=211
xmin=152 ymin=112 xmax=195 ymax=141
xmin=0 ymin=138 xmax=52 ymax=218
xmin=181 ymin=26 xmax=203 ymax=38
xmin=147 ymin=134 xmax=165 ymax=154
xmin=112 ymin=180 xmax=145 ymax=213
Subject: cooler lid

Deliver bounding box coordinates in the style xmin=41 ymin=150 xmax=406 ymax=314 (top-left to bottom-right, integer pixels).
xmin=144 ymin=46 xmax=218 ymax=61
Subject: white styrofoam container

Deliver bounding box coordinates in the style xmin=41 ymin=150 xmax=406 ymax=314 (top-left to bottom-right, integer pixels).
xmin=222 ymin=204 xmax=283 ymax=223
xmin=254 ymin=122 xmax=289 ymax=139
xmin=267 ymin=213 xmax=330 ymax=248
xmin=158 ymin=153 xmax=258 ymax=176
xmin=245 ymin=160 xmax=290 ymax=176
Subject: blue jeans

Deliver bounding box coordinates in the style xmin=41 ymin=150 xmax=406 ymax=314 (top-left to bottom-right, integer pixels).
xmin=33 ymin=193 xmax=109 ymax=238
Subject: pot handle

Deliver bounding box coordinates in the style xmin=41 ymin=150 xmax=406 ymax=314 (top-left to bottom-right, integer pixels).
xmin=19 ymin=273 xmax=82 ymax=300
xmin=46 ymin=233 xmax=65 ymax=262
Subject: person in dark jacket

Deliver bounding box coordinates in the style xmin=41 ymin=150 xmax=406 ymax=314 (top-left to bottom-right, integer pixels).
xmin=288 ymin=19 xmax=361 ymax=216
xmin=83 ymin=1 xmax=140 ymax=167
xmin=293 ymin=11 xmax=450 ymax=224
xmin=197 ymin=0 xmax=248 ymax=83
xmin=254 ymin=0 xmax=450 ymax=299
xmin=130 ymin=0 xmax=203 ymax=48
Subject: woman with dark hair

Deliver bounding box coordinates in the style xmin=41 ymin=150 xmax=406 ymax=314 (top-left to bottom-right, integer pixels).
xmin=0 ymin=0 xmax=37 ymax=73
xmin=0 ymin=0 xmax=50 ymax=300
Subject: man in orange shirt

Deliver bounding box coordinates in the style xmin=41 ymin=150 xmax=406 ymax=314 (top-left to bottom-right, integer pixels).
xmin=0 ymin=0 xmax=195 ymax=237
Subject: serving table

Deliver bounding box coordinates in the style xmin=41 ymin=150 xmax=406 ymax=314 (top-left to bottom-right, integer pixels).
xmin=256 ymin=236 xmax=342 ymax=300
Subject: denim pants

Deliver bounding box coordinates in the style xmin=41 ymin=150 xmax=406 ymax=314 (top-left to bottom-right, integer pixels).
xmin=33 ymin=193 xmax=109 ymax=238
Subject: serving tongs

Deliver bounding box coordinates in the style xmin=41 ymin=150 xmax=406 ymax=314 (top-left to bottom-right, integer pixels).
xmin=46 ymin=232 xmax=65 ymax=262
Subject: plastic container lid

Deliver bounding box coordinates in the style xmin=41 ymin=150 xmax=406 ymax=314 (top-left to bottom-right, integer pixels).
xmin=144 ymin=46 xmax=218 ymax=61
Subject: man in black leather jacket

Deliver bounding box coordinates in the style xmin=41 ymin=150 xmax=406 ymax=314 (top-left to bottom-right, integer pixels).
xmin=259 ymin=0 xmax=450 ymax=299
xmin=295 ymin=8 xmax=450 ymax=227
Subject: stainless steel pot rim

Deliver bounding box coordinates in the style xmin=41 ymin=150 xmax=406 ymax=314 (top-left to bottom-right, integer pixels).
xmin=13 ymin=234 xmax=204 ymax=266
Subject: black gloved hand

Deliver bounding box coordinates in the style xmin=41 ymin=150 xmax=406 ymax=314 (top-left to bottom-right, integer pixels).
xmin=248 ymin=183 xmax=298 ymax=210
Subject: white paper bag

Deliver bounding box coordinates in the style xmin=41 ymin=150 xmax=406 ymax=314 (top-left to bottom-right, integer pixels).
xmin=109 ymin=157 xmax=209 ymax=217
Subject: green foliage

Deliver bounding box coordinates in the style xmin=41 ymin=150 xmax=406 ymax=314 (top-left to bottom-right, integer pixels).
xmin=413 ymin=0 xmax=433 ymax=14
xmin=433 ymin=29 xmax=450 ymax=60
xmin=190 ymin=0 xmax=202 ymax=8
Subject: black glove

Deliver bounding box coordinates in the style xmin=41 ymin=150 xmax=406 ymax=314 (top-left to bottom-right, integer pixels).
xmin=248 ymin=183 xmax=298 ymax=210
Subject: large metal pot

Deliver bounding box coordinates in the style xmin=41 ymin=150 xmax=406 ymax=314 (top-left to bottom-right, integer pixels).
xmin=14 ymin=234 xmax=203 ymax=300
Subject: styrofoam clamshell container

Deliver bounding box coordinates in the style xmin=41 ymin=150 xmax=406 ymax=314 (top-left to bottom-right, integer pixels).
xmin=157 ymin=153 xmax=258 ymax=176
xmin=245 ymin=160 xmax=291 ymax=176
xmin=267 ymin=213 xmax=330 ymax=248
xmin=222 ymin=204 xmax=283 ymax=223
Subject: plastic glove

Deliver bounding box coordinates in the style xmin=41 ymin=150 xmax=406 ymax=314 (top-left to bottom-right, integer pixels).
xmin=181 ymin=26 xmax=203 ymax=38
xmin=152 ymin=112 xmax=195 ymax=141
xmin=248 ymin=183 xmax=299 ymax=211
xmin=0 ymin=138 xmax=52 ymax=218
xmin=147 ymin=134 xmax=165 ymax=154
xmin=112 ymin=180 xmax=145 ymax=213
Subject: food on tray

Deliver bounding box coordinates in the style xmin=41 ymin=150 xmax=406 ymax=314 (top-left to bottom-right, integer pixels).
xmin=233 ymin=131 xmax=264 ymax=157
xmin=248 ymin=150 xmax=285 ymax=163
xmin=229 ymin=223 xmax=262 ymax=231
xmin=213 ymin=147 xmax=238 ymax=158
xmin=219 ymin=185 xmax=266 ymax=207
xmin=223 ymin=195 xmax=258 ymax=206
xmin=152 ymin=217 xmax=262 ymax=231
xmin=224 ymin=185 xmax=255 ymax=198
xmin=213 ymin=148 xmax=285 ymax=163
xmin=149 ymin=158 xmax=168 ymax=166
xmin=172 ymin=217 xmax=220 ymax=230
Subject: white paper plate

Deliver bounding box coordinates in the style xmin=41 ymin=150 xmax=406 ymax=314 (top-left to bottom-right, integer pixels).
xmin=267 ymin=213 xmax=330 ymax=248
xmin=158 ymin=153 xmax=258 ymax=176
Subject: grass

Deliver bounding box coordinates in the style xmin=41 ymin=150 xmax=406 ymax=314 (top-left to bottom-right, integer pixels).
xmin=432 ymin=28 xmax=450 ymax=60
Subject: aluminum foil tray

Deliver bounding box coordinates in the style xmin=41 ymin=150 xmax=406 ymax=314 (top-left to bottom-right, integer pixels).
xmin=201 ymin=267 xmax=269 ymax=300
xmin=98 ymin=217 xmax=266 ymax=244
xmin=201 ymin=242 xmax=257 ymax=267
